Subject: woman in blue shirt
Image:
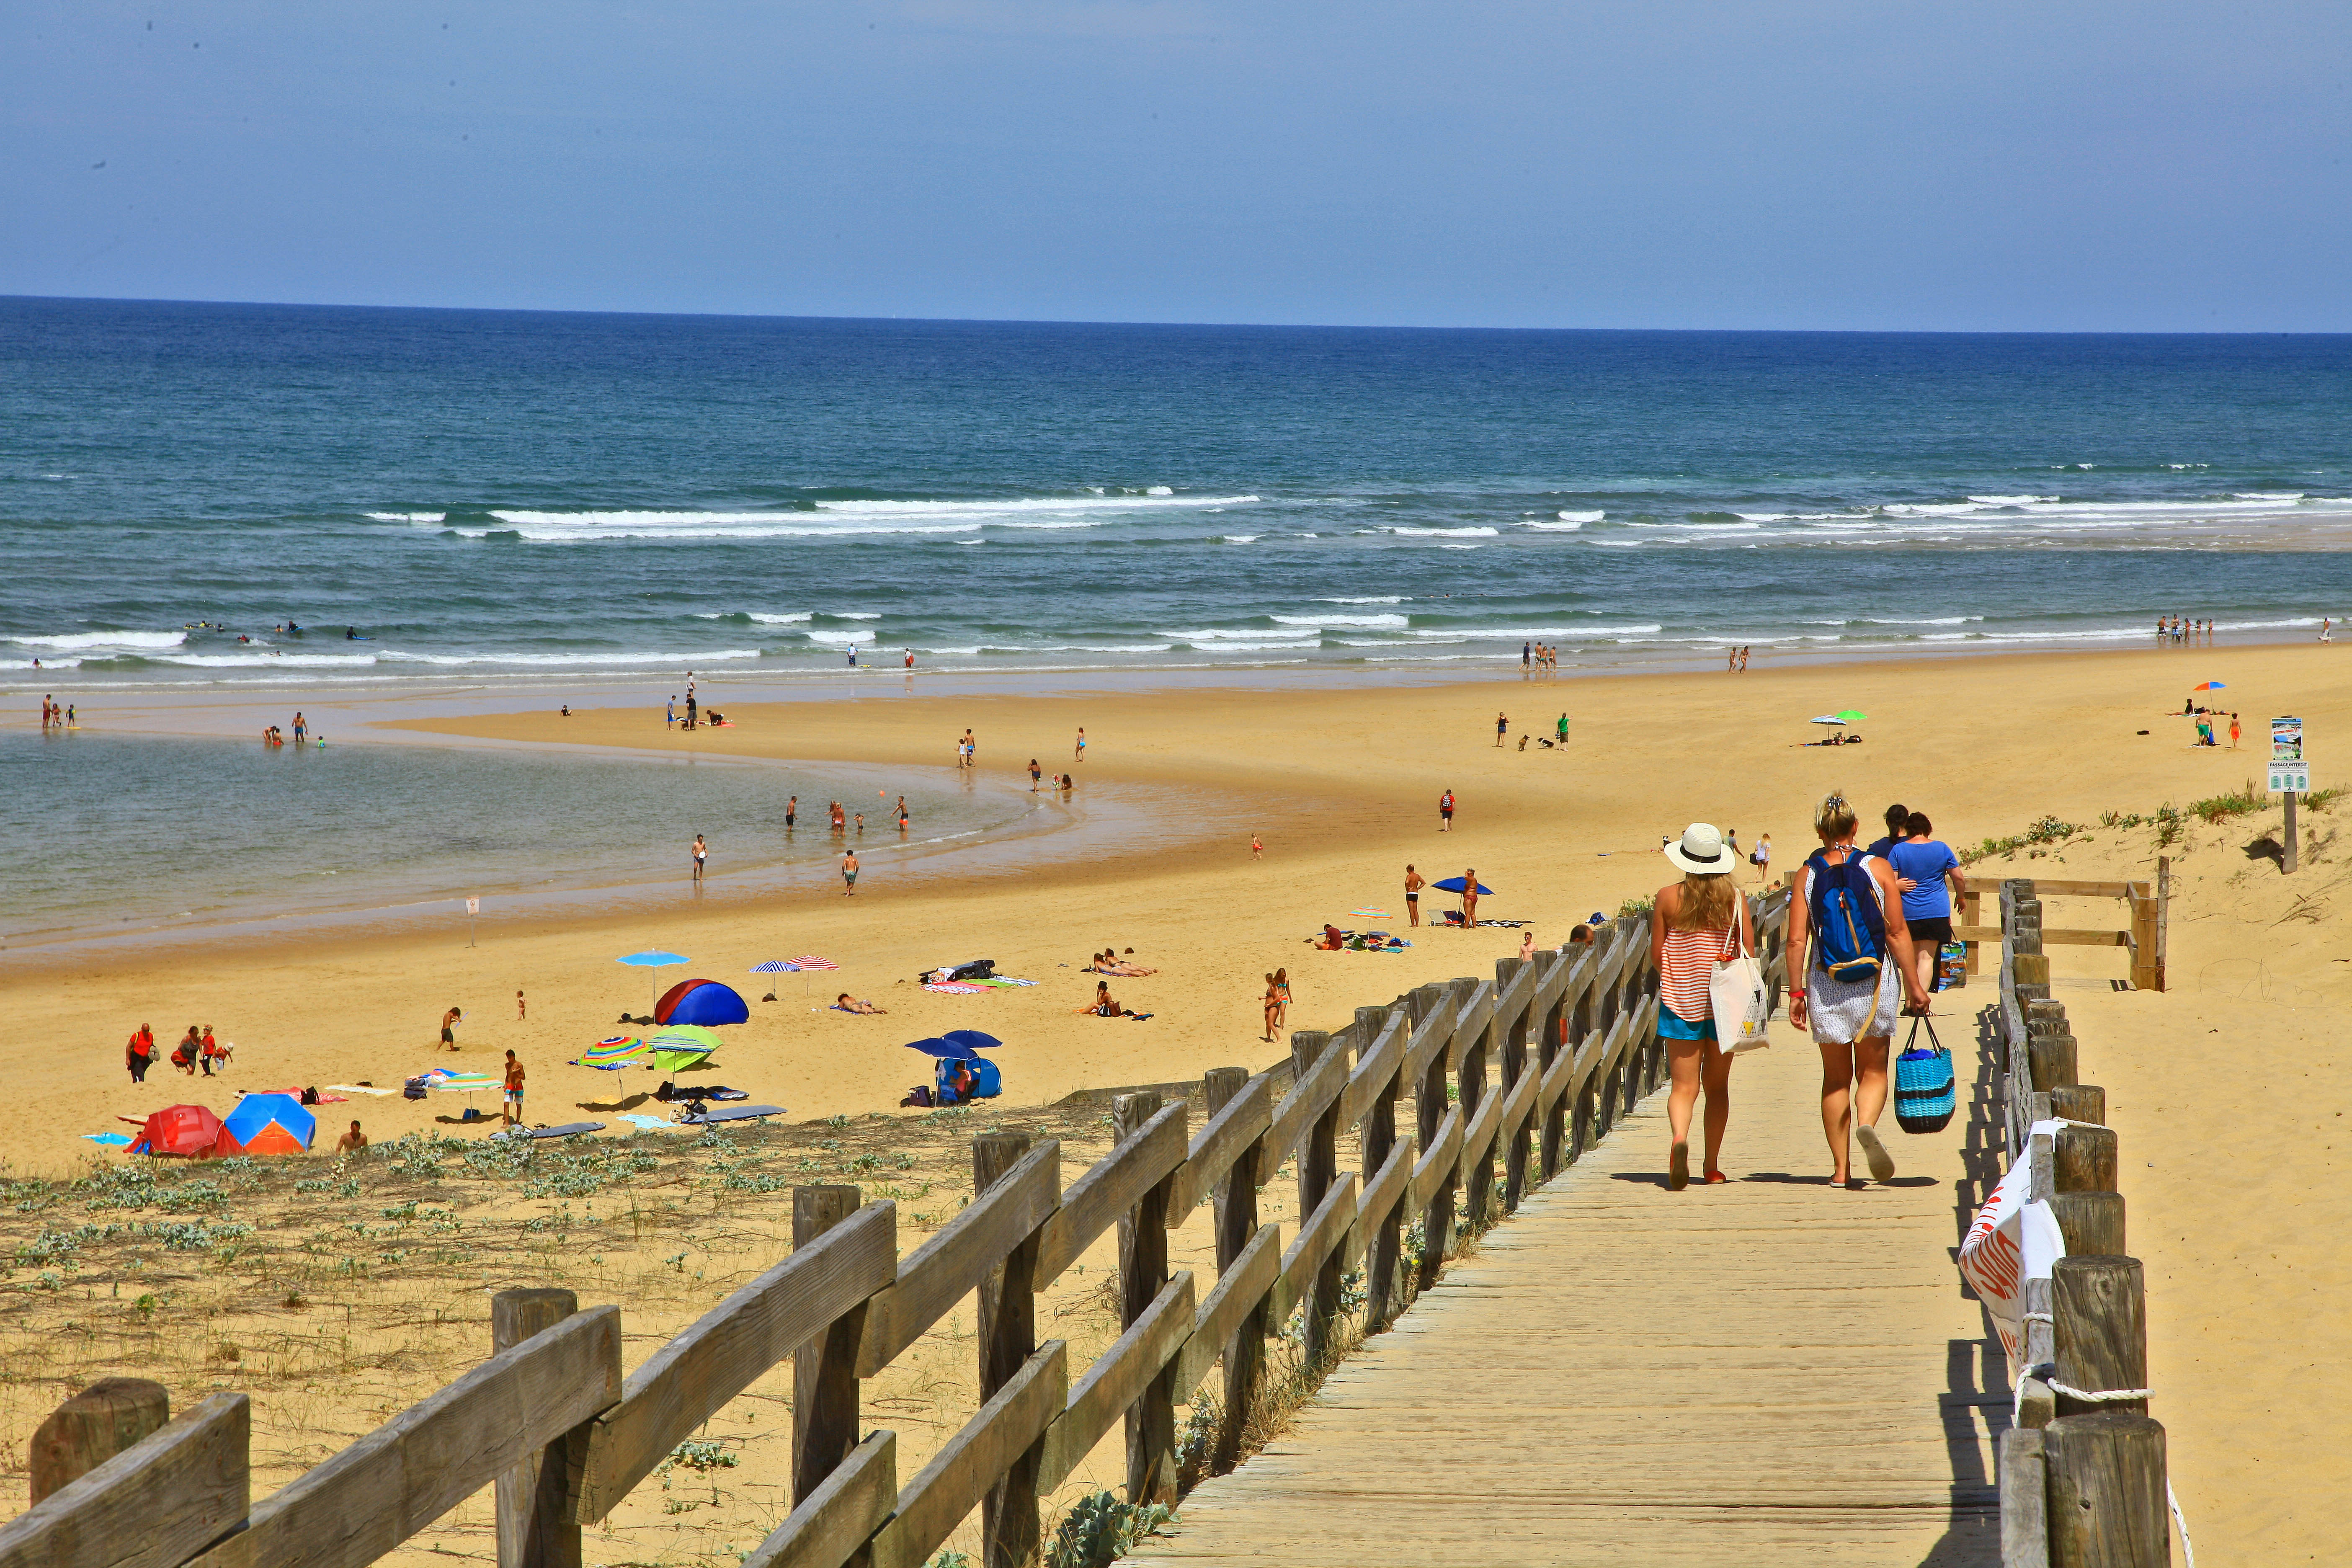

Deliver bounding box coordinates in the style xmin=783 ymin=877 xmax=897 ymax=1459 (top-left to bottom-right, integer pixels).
xmin=1887 ymin=811 xmax=1965 ymax=1010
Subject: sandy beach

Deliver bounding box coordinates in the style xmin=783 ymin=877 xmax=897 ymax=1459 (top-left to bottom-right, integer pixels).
xmin=6 ymin=642 xmax=2347 ymax=1564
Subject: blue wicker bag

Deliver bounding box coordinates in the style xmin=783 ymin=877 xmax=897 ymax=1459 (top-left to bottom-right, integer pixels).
xmin=1894 ymin=1016 xmax=1955 ymax=1134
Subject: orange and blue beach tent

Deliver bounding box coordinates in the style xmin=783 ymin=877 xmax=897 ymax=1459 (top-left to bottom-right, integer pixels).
xmin=216 ymin=1092 xmax=316 ymax=1157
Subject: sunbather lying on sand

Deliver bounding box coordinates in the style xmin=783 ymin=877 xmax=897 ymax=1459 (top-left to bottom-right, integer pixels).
xmin=1088 ymin=950 xmax=1158 ymax=975
xmin=833 ymin=994 xmax=887 ymax=1014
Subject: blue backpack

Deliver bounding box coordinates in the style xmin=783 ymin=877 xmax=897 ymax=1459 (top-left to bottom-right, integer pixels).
xmin=1807 ymin=848 xmax=1887 ymax=984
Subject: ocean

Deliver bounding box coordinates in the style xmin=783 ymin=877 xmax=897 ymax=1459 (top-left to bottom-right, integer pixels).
xmin=5 ymin=298 xmax=2351 ymax=687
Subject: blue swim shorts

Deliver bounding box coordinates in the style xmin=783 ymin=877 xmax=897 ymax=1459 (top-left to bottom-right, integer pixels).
xmin=1658 ymin=1004 xmax=1717 ymax=1043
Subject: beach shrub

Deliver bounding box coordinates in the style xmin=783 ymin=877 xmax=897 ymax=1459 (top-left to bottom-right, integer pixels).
xmin=1962 ymin=814 xmax=2084 ymax=866
xmin=1616 ymin=895 xmax=1653 ymax=918
xmin=1046 ymin=1490 xmax=1175 ymax=1568
xmin=2190 ymin=781 xmax=2265 ymax=824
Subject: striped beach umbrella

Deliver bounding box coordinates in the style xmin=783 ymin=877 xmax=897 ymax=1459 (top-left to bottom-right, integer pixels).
xmin=749 ymin=957 xmax=799 ymax=1000
xmin=789 ymin=954 xmax=840 ymax=971
xmin=574 ymin=1036 xmax=649 ymax=1070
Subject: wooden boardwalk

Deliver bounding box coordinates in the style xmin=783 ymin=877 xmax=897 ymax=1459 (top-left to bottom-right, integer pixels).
xmin=1133 ymin=1013 xmax=2009 ymax=1568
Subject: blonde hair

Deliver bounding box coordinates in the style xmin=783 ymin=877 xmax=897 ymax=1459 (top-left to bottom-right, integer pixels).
xmin=1671 ymin=872 xmax=1737 ymax=932
xmin=1815 ymin=790 xmax=1859 ymax=838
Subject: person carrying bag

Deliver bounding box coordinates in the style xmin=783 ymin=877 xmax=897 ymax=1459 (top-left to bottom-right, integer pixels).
xmin=1710 ymin=892 xmax=1773 ymax=1054
xmin=1651 ymin=823 xmax=1752 ymax=1191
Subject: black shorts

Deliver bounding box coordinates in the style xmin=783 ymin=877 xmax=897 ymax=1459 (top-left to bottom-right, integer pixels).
xmin=1405 ymin=892 xmax=1418 ymax=902
xmin=1906 ymin=916 xmax=1953 ymax=945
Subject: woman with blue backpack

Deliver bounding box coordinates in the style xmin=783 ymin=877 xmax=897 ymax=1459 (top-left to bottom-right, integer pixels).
xmin=1782 ymin=792 xmax=1931 ymax=1189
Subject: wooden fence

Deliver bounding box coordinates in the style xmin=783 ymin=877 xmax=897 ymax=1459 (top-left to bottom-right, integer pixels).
xmin=0 ymin=896 xmax=1793 ymax=1568
xmin=1958 ymin=864 xmax=2168 ymax=992
xmin=1994 ymin=879 xmax=2178 ymax=1567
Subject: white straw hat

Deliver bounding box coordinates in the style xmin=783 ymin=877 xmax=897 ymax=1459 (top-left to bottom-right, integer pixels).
xmin=1664 ymin=823 xmax=1733 ymax=875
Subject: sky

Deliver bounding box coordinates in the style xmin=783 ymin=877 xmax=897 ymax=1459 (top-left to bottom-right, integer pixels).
xmin=4 ymin=2 xmax=2349 ymax=331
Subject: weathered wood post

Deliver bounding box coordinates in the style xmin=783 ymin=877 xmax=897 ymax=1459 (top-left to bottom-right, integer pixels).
xmin=2053 ymin=1257 xmax=2147 ymax=1420
xmin=2049 ymin=1084 xmax=2106 ymax=1125
xmin=2043 ymin=1413 xmax=2170 ymax=1567
xmin=1287 ymin=1036 xmax=1346 ymax=1365
xmin=971 ymin=1135 xmax=1044 ymax=1565
xmin=1591 ymin=938 xmax=1624 ymax=1137
xmin=2285 ymin=787 xmax=2300 ymax=875
xmin=1111 ymin=1096 xmax=1178 ymax=1509
xmin=1963 ymin=887 xmax=1984 ymax=975
xmin=1494 ymin=958 xmax=1532 ymax=1212
xmin=2151 ymin=855 xmax=2169 ymax=993
xmin=791 ymin=1185 xmax=867 ymax=1507
xmin=1413 ymin=983 xmax=1455 ymax=1289
xmin=2048 ymin=1193 xmax=2127 ymax=1258
xmin=1567 ymin=954 xmax=1596 ymax=1160
xmin=1200 ymin=1066 xmax=1261 ymax=1477
xmin=29 ymin=1377 xmax=170 ymax=1504
xmin=493 ymin=1290 xmax=584 ymax=1568
xmin=1452 ymin=983 xmax=1493 ymax=1233
xmin=1536 ymin=953 xmax=1568 ymax=1181
xmin=2053 ymin=1125 xmax=2118 ymax=1194
xmin=1353 ymin=1007 xmax=1405 ymax=1328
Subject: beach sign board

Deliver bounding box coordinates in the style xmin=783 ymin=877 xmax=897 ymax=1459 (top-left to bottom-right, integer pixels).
xmin=2270 ymin=716 xmax=2308 ymax=794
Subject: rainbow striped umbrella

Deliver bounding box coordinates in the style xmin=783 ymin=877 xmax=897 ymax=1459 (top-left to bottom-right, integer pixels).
xmin=430 ymin=1071 xmax=499 ymax=1099
xmin=574 ymin=1036 xmax=649 ymax=1070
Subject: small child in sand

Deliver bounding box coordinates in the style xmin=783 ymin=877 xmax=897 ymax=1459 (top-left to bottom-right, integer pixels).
xmin=517 ymin=989 xmax=526 ymax=1020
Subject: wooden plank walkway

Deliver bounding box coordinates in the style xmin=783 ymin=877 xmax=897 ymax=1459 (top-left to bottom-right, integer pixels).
xmin=1132 ymin=1013 xmax=2009 ymax=1568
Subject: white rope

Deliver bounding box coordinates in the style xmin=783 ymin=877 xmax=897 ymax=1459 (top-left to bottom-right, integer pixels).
xmin=2170 ymin=1480 xmax=2197 ymax=1568
xmin=2044 ymin=1378 xmax=2152 ymax=1405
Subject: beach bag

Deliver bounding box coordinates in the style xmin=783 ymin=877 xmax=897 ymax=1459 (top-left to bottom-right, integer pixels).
xmin=1936 ymin=940 xmax=1968 ymax=992
xmin=1806 ymin=848 xmax=1886 ymax=984
xmin=1707 ymin=899 xmax=1772 ymax=1053
xmin=1894 ymin=1016 xmax=1955 ymax=1134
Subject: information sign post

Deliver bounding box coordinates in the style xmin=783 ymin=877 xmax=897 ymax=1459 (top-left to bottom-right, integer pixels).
xmin=2270 ymin=718 xmax=2308 ymax=874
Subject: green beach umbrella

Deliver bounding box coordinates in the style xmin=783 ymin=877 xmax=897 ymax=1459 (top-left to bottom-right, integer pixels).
xmin=1835 ymin=710 xmax=1867 ymax=723
xmin=649 ymin=1024 xmax=723 ymax=1072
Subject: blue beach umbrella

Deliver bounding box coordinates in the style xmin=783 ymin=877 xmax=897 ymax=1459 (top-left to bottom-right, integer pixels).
xmin=1430 ymin=877 xmax=1494 ymax=896
xmin=618 ymin=949 xmax=688 ymax=1015
xmin=943 ymin=1029 xmax=1002 ymax=1052
xmin=905 ymin=1036 xmax=980 ymax=1060
xmin=748 ymin=957 xmax=800 ymax=1001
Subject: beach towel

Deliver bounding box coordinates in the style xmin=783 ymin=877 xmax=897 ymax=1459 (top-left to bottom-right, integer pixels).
xmin=82 ymin=1132 xmax=133 ymax=1146
xmin=616 ymin=1112 xmax=682 ymax=1130
xmin=326 ymin=1084 xmax=394 ymax=1096
xmin=924 ymin=982 xmax=988 ymax=995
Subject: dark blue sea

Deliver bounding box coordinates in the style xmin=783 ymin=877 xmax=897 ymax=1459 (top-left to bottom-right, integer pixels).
xmin=5 ymin=298 xmax=2350 ymax=687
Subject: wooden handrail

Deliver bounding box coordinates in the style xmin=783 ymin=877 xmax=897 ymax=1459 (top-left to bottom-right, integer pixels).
xmin=1037 ymin=1273 xmax=1195 ymax=1492
xmin=192 ymin=1308 xmax=622 ymax=1568
xmin=855 ymin=1141 xmax=1061 ymax=1376
xmin=0 ymin=1393 xmax=248 ymax=1568
xmin=575 ymin=1201 xmax=896 ymax=1521
xmin=865 ymin=1342 xmax=1067 ymax=1568
xmin=1035 ymin=1100 xmax=1187 ymax=1283
xmin=1174 ymin=1070 xmax=1274 ymax=1217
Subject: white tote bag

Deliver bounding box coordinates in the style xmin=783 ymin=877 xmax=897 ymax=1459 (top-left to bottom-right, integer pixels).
xmin=1708 ymin=897 xmax=1772 ymax=1053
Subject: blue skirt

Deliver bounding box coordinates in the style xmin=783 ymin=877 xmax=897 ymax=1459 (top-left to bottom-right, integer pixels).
xmin=1659 ymin=1004 xmax=1717 ymax=1043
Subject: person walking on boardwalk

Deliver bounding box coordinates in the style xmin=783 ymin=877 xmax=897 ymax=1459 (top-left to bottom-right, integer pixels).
xmin=1783 ymin=792 xmax=1929 ymax=1189
xmin=1652 ymin=824 xmax=1750 ymax=1189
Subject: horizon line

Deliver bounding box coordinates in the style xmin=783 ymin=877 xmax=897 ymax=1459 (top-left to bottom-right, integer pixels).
xmin=5 ymin=292 xmax=2346 ymax=339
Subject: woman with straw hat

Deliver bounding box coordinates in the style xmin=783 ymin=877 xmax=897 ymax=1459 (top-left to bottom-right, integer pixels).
xmin=1651 ymin=823 xmax=1751 ymax=1190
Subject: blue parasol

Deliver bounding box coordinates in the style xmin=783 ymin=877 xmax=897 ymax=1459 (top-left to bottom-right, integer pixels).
xmin=905 ymin=1036 xmax=979 ymax=1060
xmin=619 ymin=950 xmax=688 ymax=1015
xmin=1430 ymin=877 xmax=1494 ymax=895
xmin=748 ymin=957 xmax=800 ymax=1001
xmin=943 ymin=1029 xmax=1003 ymax=1052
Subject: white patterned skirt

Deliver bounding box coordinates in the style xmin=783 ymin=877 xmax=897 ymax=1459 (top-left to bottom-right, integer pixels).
xmin=1808 ymin=962 xmax=1898 ymax=1044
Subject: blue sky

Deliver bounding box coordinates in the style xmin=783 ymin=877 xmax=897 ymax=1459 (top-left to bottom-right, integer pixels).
xmin=5 ymin=2 xmax=2349 ymax=330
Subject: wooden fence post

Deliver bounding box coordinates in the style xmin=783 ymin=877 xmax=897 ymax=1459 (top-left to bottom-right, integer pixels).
xmin=1285 ymin=1037 xmax=1346 ymax=1366
xmin=2047 ymin=1193 xmax=2127 ymax=1259
xmin=1963 ymin=887 xmax=1984 ymax=975
xmin=1537 ymin=957 xmax=1568 ymax=1181
xmin=2043 ymin=1413 xmax=2169 ymax=1566
xmin=1567 ymin=959 xmax=1596 ymax=1161
xmin=493 ymin=1290 xmax=583 ymax=1568
xmin=792 ymin=1186 xmax=867 ymax=1508
xmin=2053 ymin=1257 xmax=2147 ymax=1421
xmin=1200 ymin=1067 xmax=1261 ymax=1477
xmin=2053 ymin=1126 xmax=2118 ymax=1194
xmin=1111 ymin=1097 xmax=1178 ymax=1509
xmin=30 ymin=1377 xmax=170 ymax=1504
xmin=2152 ymin=856 xmax=2169 ymax=993
xmin=1452 ymin=985 xmax=1493 ymax=1233
xmin=1591 ymin=948 xmax=1623 ymax=1138
xmin=1354 ymin=1008 xmax=1404 ymax=1329
xmin=2049 ymin=1085 xmax=2106 ymax=1125
xmin=1413 ymin=985 xmax=1455 ymax=1290
xmin=972 ymin=1135 xmax=1043 ymax=1567
xmin=1494 ymin=959 xmax=1532 ymax=1213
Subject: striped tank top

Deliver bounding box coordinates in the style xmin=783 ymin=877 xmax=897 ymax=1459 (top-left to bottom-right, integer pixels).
xmin=1659 ymin=920 xmax=1737 ymax=1019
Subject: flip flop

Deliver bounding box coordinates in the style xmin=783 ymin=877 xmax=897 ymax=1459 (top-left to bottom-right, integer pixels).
xmin=1669 ymin=1142 xmax=1690 ymax=1191
xmin=1703 ymin=1171 xmax=1728 ymax=1185
xmin=1857 ymin=1125 xmax=1896 ymax=1182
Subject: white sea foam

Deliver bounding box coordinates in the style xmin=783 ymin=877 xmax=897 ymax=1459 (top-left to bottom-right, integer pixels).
xmin=156 ymin=653 xmax=381 ymax=668
xmin=1522 ymin=520 xmax=1584 ymax=532
xmin=752 ymin=611 xmax=815 ymax=624
xmin=1388 ymin=526 xmax=1499 ymax=537
xmin=473 ymin=492 xmax=1260 ymax=542
xmin=1965 ymin=495 xmax=2059 ymax=505
xmin=1145 ymin=485 xmax=1174 ymax=495
xmin=1407 ymin=624 xmax=1661 ymax=640
xmin=2235 ymin=493 xmax=2305 ymax=502
xmin=1558 ymin=510 xmax=1605 ymax=523
xmin=369 ymin=511 xmax=449 ymax=524
xmin=376 ymin=649 xmax=762 ymax=667
xmin=1440 ymin=544 xmax=1483 ymax=549
xmin=1216 ymin=535 xmax=1261 ymax=544
xmin=11 ymin=630 xmax=187 ymax=651
xmin=806 ymin=629 xmax=876 ymax=645
xmin=1318 ymin=596 xmax=1407 ymax=604
xmin=1272 ymin=614 xmax=1408 ymax=629
xmin=833 ymin=613 xmax=882 ymax=620
xmin=1 ymin=656 xmax=82 ymax=669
